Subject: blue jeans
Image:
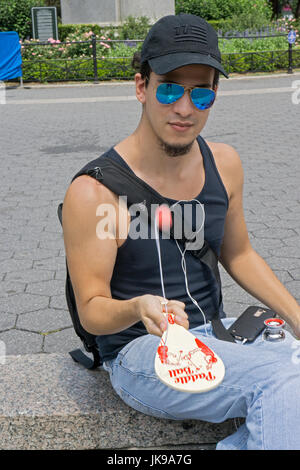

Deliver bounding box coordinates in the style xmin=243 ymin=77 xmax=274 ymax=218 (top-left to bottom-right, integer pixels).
xmin=102 ymin=318 xmax=300 ymax=450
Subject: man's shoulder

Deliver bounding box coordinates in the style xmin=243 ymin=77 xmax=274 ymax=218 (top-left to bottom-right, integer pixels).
xmin=63 ymin=171 xmax=117 ymax=224
xmin=206 ymin=141 xmax=242 ymax=167
xmin=65 ymin=148 xmax=119 ymax=207
xmin=205 ymin=141 xmax=244 ymax=199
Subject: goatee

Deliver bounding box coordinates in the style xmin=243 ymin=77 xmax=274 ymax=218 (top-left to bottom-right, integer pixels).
xmin=158 ymin=138 xmax=194 ymax=157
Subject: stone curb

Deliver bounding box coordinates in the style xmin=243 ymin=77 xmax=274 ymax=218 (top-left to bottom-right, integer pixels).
xmin=0 ymin=353 xmax=234 ymax=450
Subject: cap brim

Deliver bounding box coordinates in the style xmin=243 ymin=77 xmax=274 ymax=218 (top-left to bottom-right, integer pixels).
xmin=148 ymin=52 xmax=229 ymax=79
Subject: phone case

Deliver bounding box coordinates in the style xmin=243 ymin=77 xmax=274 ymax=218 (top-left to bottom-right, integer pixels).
xmin=228 ymin=306 xmax=276 ymax=342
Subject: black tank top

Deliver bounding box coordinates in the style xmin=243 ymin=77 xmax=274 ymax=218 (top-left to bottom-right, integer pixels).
xmin=72 ymin=135 xmax=229 ymax=362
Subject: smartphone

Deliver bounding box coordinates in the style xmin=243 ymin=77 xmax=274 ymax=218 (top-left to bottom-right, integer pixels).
xmin=228 ymin=306 xmax=276 ymax=342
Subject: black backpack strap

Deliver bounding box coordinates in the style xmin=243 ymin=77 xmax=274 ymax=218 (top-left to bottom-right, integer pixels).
xmin=57 ymin=203 xmax=103 ymax=368
xmin=81 ymin=158 xmax=234 ymax=342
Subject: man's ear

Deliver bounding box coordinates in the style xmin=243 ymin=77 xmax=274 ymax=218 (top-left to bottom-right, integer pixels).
xmin=135 ymin=73 xmax=147 ymax=105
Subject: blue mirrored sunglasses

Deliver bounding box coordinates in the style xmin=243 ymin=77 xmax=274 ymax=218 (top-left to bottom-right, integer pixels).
xmin=156 ymin=83 xmax=216 ymax=110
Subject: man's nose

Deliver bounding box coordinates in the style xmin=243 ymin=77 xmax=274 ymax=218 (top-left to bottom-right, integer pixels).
xmin=172 ymin=90 xmax=194 ymax=116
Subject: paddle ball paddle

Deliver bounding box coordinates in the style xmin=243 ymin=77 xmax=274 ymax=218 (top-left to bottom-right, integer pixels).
xmin=154 ymin=205 xmax=225 ymax=393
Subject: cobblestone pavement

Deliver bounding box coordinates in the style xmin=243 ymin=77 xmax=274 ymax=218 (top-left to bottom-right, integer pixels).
xmin=0 ymin=72 xmax=299 ymax=355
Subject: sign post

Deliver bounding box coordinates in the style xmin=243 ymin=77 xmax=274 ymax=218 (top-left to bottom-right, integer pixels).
xmin=31 ymin=7 xmax=58 ymax=42
xmin=287 ymin=29 xmax=296 ymax=74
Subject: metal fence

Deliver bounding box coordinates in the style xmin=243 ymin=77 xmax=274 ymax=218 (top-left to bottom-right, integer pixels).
xmin=20 ymin=33 xmax=299 ymax=83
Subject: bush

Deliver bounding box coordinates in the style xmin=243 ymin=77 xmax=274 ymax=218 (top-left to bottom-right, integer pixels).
xmin=218 ymin=10 xmax=273 ymax=33
xmin=21 ymin=56 xmax=136 ymax=82
xmin=175 ymin=0 xmax=273 ymax=23
xmin=117 ymin=15 xmax=151 ymax=40
xmin=58 ymin=16 xmax=151 ymax=43
xmin=0 ymin=0 xmax=46 ymax=39
xmin=58 ymin=24 xmax=111 ymax=42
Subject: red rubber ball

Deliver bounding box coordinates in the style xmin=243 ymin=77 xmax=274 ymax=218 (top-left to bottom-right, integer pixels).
xmin=156 ymin=205 xmax=173 ymax=230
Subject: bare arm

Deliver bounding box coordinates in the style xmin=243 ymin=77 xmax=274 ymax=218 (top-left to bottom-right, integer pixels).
xmin=217 ymin=145 xmax=300 ymax=337
xmin=62 ymin=175 xmax=188 ymax=337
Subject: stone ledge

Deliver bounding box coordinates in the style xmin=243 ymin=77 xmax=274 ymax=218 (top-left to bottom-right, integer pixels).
xmin=0 ymin=353 xmax=234 ymax=450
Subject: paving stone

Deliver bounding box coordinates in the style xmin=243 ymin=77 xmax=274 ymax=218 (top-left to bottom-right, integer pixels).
xmin=43 ymin=327 xmax=82 ymax=353
xmin=0 ymin=293 xmax=49 ymax=315
xmin=223 ymin=302 xmax=250 ymax=318
xmin=36 ymin=231 xmax=64 ymax=242
xmin=16 ymin=308 xmax=72 ymax=333
xmin=49 ymin=294 xmax=67 ymax=310
xmin=0 ymin=251 xmax=14 ymax=262
xmin=0 ymin=281 xmax=26 ymax=297
xmin=251 ymin=228 xmax=297 ymax=239
xmin=222 ymin=284 xmax=257 ymax=305
xmin=265 ymin=257 xmax=300 ymax=271
xmin=0 ymin=312 xmax=17 ymax=331
xmin=4 ymin=269 xmax=55 ymax=283
xmin=0 ymin=258 xmax=33 ymax=274
xmin=268 ymin=246 xmax=300 ymax=259
xmin=289 ymin=268 xmax=300 ymax=281
xmin=250 ymin=238 xmax=286 ymax=255
xmin=283 ymin=281 xmax=300 ymax=303
xmin=25 ymin=279 xmax=64 ymax=296
xmin=33 ymin=257 xmax=65 ymax=271
xmin=0 ymin=329 xmax=43 ymax=354
xmin=54 ymin=269 xmax=66 ymax=281
xmin=13 ymin=248 xmax=59 ymax=261
xmin=8 ymin=239 xmax=40 ymax=250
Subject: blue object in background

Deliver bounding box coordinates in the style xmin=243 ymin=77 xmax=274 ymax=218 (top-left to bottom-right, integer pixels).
xmin=0 ymin=31 xmax=23 ymax=81
xmin=287 ymin=29 xmax=297 ymax=45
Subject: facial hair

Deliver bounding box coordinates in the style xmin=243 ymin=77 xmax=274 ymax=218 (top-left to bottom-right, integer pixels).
xmin=158 ymin=137 xmax=194 ymax=157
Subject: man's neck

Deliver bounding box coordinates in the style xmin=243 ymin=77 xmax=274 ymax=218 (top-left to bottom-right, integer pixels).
xmin=115 ymin=127 xmax=200 ymax=182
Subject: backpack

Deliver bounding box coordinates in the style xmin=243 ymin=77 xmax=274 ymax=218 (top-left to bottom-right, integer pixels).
xmin=57 ymin=157 xmax=235 ymax=369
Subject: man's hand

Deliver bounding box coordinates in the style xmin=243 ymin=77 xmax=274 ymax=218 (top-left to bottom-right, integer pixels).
xmin=136 ymin=294 xmax=189 ymax=337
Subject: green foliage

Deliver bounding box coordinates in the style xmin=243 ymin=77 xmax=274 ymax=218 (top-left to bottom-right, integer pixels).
xmin=21 ymin=56 xmax=136 ymax=82
xmin=222 ymin=48 xmax=300 ymax=74
xmin=218 ymin=11 xmax=273 ymax=33
xmin=175 ymin=0 xmax=273 ymax=23
xmin=117 ymin=15 xmax=151 ymax=39
xmin=0 ymin=0 xmax=46 ymax=39
xmin=219 ymin=35 xmax=293 ymax=53
xmin=58 ymin=16 xmax=151 ymax=43
xmin=20 ymin=45 xmax=300 ymax=83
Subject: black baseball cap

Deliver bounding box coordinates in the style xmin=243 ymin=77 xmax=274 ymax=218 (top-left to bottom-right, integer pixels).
xmin=141 ymin=13 xmax=229 ymax=79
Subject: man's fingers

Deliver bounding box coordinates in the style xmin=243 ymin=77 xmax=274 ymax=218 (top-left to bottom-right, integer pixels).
xmin=144 ymin=316 xmax=166 ymax=337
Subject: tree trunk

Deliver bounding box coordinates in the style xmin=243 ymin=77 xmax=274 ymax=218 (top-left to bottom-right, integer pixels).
xmin=269 ymin=0 xmax=281 ymax=18
xmin=295 ymin=0 xmax=300 ymax=19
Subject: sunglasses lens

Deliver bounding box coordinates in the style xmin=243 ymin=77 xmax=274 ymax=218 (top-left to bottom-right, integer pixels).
xmin=156 ymin=83 xmax=184 ymax=104
xmin=191 ymin=88 xmax=215 ymax=110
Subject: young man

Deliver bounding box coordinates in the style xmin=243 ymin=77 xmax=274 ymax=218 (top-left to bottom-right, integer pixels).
xmin=62 ymin=14 xmax=300 ymax=449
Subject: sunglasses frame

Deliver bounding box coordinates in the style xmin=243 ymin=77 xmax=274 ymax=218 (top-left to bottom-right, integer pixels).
xmin=155 ymin=82 xmax=216 ymax=110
